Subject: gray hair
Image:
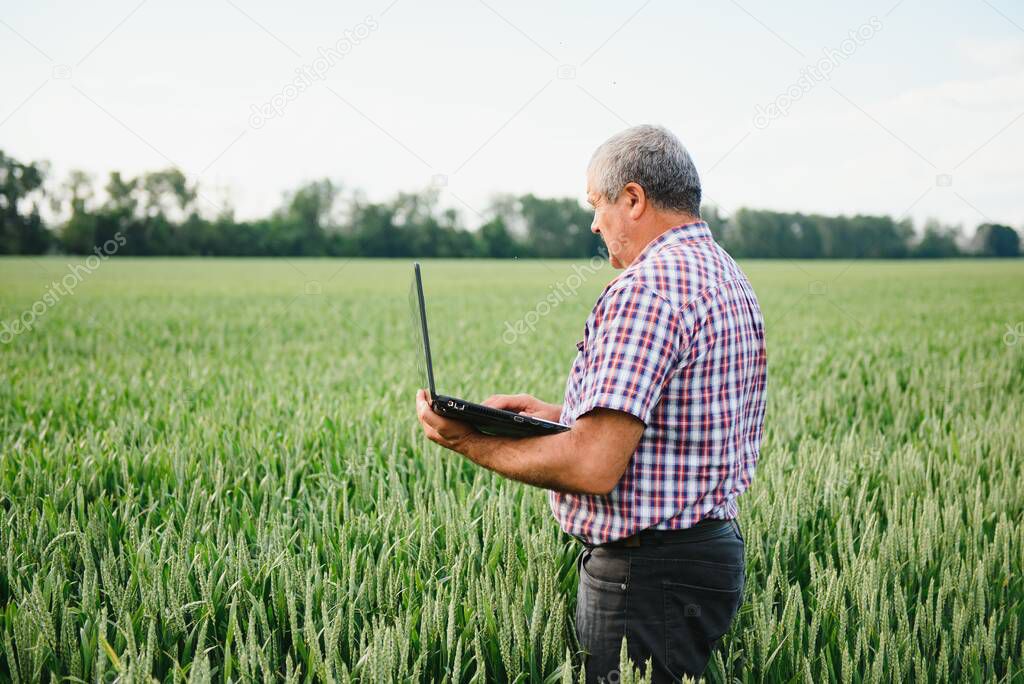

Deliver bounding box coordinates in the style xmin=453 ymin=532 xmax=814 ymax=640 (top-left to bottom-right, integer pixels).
xmin=588 ymin=124 xmax=701 ymax=217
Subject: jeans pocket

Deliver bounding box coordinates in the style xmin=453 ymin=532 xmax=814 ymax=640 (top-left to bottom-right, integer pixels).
xmin=577 ymin=548 xmax=629 ymax=678
xmin=662 ymin=572 xmax=744 ymax=678
xmin=581 ymin=548 xmax=629 ymax=591
xmin=574 ymin=547 xmax=587 ymax=630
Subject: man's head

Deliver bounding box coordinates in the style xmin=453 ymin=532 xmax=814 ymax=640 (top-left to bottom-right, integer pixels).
xmin=586 ymin=124 xmax=702 ymax=268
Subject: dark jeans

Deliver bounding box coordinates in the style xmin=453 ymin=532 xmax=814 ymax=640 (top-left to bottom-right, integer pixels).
xmin=574 ymin=519 xmax=745 ymax=683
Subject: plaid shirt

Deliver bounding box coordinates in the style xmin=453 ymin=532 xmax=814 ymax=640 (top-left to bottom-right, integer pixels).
xmin=550 ymin=221 xmax=767 ymax=545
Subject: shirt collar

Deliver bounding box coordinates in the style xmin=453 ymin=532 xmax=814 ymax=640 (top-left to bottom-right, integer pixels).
xmin=630 ymin=220 xmax=713 ymax=266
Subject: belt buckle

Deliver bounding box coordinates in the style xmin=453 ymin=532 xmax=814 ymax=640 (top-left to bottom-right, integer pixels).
xmin=623 ymin=534 xmax=640 ymax=548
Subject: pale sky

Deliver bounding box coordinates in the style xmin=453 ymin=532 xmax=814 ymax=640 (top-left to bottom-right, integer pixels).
xmin=2 ymin=0 xmax=1022 ymax=230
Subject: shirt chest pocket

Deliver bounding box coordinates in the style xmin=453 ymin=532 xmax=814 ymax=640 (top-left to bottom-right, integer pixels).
xmin=575 ymin=326 xmax=592 ymax=366
xmin=562 ymin=338 xmax=587 ymax=414
xmin=577 ymin=316 xmax=595 ymax=356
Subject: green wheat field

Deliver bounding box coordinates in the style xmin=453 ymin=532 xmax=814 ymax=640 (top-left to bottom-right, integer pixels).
xmin=1 ymin=257 xmax=1022 ymax=683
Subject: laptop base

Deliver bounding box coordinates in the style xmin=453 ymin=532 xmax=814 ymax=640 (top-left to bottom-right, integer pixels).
xmin=432 ymin=394 xmax=570 ymax=437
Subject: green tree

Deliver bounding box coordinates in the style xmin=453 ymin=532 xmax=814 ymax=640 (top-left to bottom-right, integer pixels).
xmin=973 ymin=223 xmax=1020 ymax=257
xmin=518 ymin=194 xmax=598 ymax=258
xmin=57 ymin=170 xmax=99 ymax=254
xmin=0 ymin=149 xmax=51 ymax=254
xmin=349 ymin=199 xmax=401 ymax=257
xmin=701 ymin=203 xmax=728 ymax=244
xmin=478 ymin=217 xmax=519 ymax=258
xmin=911 ymin=219 xmax=961 ymax=258
xmin=142 ymin=169 xmax=197 ymax=219
xmin=271 ymin=179 xmax=340 ymax=255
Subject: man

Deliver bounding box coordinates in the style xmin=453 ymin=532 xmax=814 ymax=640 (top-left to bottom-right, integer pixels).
xmin=415 ymin=124 xmax=767 ymax=682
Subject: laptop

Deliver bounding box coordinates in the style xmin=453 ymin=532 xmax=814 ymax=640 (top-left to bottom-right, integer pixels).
xmin=412 ymin=262 xmax=570 ymax=437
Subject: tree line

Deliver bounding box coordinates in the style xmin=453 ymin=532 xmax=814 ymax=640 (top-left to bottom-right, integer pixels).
xmin=1 ymin=149 xmax=1019 ymax=259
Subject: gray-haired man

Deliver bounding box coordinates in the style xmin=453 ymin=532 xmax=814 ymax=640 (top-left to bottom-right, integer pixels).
xmin=416 ymin=125 xmax=767 ymax=681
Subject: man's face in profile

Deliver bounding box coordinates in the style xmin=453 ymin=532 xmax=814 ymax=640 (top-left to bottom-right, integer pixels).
xmin=586 ymin=176 xmax=628 ymax=269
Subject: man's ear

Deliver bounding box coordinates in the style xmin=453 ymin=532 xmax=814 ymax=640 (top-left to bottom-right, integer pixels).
xmin=622 ymin=182 xmax=646 ymax=220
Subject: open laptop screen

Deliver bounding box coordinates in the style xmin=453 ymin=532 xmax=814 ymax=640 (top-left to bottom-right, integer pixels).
xmin=409 ymin=263 xmax=437 ymax=399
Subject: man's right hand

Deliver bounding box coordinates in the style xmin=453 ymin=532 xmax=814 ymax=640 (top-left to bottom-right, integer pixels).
xmin=483 ymin=393 xmax=563 ymax=423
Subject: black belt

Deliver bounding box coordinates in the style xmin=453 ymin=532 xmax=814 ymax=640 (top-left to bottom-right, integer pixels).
xmin=586 ymin=518 xmax=736 ymax=549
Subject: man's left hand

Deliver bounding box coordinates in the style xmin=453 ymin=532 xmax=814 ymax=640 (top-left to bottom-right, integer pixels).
xmin=415 ymin=389 xmax=477 ymax=453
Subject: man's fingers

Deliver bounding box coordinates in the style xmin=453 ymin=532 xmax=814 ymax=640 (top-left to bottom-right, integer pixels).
xmin=416 ymin=390 xmax=441 ymax=427
xmin=483 ymin=394 xmax=522 ymax=410
xmin=482 ymin=394 xmax=510 ymax=408
xmin=416 ymin=389 xmax=467 ymax=439
xmin=422 ymin=424 xmax=442 ymax=444
xmin=414 ymin=394 xmax=439 ymax=434
xmin=415 ymin=388 xmax=479 ymax=453
xmin=421 ymin=420 xmax=446 ymax=445
xmin=483 ymin=393 xmax=530 ymax=411
xmin=416 ymin=390 xmax=428 ymax=415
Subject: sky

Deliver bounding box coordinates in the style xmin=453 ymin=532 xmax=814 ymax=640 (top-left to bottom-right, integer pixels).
xmin=2 ymin=0 xmax=1022 ymax=230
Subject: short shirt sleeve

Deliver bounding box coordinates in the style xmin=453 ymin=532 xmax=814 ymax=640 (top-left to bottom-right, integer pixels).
xmin=573 ymin=282 xmax=683 ymax=425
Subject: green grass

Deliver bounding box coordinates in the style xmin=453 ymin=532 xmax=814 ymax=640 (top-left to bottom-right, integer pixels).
xmin=1 ymin=257 xmax=1022 ymax=683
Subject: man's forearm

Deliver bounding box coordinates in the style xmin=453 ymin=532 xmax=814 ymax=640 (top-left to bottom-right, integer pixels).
xmin=417 ymin=390 xmax=641 ymax=496
xmin=535 ymin=402 xmax=564 ymax=423
xmin=458 ymin=429 xmax=596 ymax=495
